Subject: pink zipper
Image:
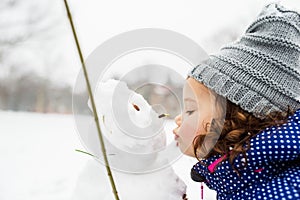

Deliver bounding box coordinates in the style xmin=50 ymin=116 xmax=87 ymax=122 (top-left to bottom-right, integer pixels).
xmin=201 ymin=182 xmax=204 ymax=200
xmin=208 ymin=154 xmax=228 ymax=173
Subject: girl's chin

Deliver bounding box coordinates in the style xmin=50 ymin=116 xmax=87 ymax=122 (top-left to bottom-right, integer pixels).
xmin=184 ymin=152 xmax=197 ymax=157
xmin=178 ymin=144 xmax=196 ymax=157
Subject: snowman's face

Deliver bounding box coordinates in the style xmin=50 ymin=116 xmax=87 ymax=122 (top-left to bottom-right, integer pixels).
xmin=173 ymin=78 xmax=215 ymax=157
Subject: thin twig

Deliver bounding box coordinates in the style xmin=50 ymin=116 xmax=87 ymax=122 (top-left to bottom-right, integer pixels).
xmin=75 ymin=149 xmax=96 ymax=157
xmin=62 ymin=1 xmax=120 ymax=199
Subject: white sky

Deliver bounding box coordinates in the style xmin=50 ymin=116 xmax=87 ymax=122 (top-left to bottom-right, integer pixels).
xmin=61 ymin=0 xmax=300 ymax=85
xmin=66 ymin=0 xmax=299 ymax=55
xmin=4 ymin=0 xmax=299 ymax=86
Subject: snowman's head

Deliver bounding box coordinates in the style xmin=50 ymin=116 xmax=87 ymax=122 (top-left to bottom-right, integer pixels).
xmin=89 ymin=79 xmax=167 ymax=155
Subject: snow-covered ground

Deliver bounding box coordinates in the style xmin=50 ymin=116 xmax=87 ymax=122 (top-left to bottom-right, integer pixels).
xmin=0 ymin=111 xmax=216 ymax=200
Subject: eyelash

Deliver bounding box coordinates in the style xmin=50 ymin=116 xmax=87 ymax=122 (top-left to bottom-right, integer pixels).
xmin=186 ymin=110 xmax=195 ymax=115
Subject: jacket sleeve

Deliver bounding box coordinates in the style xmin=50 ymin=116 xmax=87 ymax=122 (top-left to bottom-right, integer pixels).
xmin=247 ymin=110 xmax=300 ymax=165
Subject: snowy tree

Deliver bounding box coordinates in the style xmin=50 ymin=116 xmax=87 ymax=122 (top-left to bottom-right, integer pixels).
xmin=0 ymin=0 xmax=74 ymax=113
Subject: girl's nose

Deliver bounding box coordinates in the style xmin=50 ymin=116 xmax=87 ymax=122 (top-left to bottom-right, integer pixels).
xmin=174 ymin=114 xmax=182 ymax=126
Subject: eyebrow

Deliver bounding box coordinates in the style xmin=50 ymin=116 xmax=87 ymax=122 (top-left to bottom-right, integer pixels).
xmin=184 ymin=98 xmax=196 ymax=102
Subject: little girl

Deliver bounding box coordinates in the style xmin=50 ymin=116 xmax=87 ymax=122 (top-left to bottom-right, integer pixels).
xmin=173 ymin=3 xmax=300 ymax=199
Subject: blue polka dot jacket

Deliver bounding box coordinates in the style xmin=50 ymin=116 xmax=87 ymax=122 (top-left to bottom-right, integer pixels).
xmin=191 ymin=109 xmax=300 ymax=200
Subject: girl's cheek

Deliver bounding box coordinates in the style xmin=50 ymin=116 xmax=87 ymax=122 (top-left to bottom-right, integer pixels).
xmin=179 ymin=121 xmax=198 ymax=140
xmin=180 ymin=114 xmax=200 ymax=135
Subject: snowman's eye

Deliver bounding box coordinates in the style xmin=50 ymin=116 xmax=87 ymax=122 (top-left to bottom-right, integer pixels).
xmin=132 ymin=103 xmax=140 ymax=111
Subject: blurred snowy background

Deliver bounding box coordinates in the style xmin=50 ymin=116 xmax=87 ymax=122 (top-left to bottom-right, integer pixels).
xmin=0 ymin=0 xmax=299 ymax=199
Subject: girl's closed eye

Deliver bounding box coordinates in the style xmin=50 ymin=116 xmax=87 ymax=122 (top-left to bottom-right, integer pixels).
xmin=186 ymin=110 xmax=195 ymax=115
xmin=184 ymin=97 xmax=197 ymax=116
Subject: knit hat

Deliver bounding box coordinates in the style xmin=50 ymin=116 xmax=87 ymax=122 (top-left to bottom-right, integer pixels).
xmin=188 ymin=3 xmax=300 ymax=118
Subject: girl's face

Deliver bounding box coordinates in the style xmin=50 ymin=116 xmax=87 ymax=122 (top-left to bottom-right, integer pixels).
xmin=173 ymin=78 xmax=215 ymax=157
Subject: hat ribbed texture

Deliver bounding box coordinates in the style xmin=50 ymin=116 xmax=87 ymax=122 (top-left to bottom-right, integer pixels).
xmin=188 ymin=3 xmax=300 ymax=118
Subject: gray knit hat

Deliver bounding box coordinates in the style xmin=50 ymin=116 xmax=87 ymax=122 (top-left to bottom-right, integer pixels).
xmin=188 ymin=3 xmax=300 ymax=118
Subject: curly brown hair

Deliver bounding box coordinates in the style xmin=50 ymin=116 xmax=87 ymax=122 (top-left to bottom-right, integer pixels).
xmin=193 ymin=99 xmax=295 ymax=175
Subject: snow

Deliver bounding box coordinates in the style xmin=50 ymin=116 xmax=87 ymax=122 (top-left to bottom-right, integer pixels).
xmin=0 ymin=111 xmax=85 ymax=200
xmin=0 ymin=111 xmax=216 ymax=200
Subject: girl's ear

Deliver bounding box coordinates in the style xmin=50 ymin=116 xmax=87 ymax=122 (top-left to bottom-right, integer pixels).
xmin=204 ymin=121 xmax=211 ymax=133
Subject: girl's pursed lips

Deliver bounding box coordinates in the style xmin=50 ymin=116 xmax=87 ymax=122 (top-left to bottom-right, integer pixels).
xmin=174 ymin=134 xmax=179 ymax=140
xmin=172 ymin=128 xmax=180 ymax=140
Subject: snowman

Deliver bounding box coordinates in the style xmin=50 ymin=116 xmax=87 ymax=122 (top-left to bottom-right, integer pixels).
xmin=71 ymin=79 xmax=187 ymax=200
